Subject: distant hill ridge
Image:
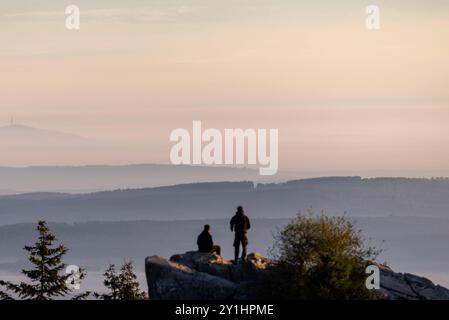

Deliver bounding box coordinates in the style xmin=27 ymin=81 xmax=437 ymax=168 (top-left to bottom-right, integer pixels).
xmin=1 ymin=177 xmax=449 ymax=225
xmin=0 ymin=124 xmax=94 ymax=144
xmin=0 ymin=163 xmax=296 ymax=194
xmin=3 ymin=175 xmax=449 ymax=198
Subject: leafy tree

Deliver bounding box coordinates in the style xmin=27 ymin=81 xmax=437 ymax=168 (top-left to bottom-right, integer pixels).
xmin=257 ymin=212 xmax=380 ymax=300
xmin=0 ymin=221 xmax=90 ymax=300
xmin=94 ymin=261 xmax=147 ymax=300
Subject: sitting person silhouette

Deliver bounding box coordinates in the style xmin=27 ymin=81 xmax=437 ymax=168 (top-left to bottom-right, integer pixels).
xmin=197 ymin=224 xmax=221 ymax=255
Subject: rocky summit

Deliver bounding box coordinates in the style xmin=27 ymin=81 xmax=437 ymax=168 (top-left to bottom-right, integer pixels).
xmin=372 ymin=263 xmax=449 ymax=300
xmin=145 ymin=251 xmax=449 ymax=300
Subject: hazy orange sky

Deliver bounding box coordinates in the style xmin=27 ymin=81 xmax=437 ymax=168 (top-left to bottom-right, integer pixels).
xmin=1 ymin=1 xmax=448 ymax=175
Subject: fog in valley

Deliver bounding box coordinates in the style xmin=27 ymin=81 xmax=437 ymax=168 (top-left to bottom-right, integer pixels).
xmin=1 ymin=176 xmax=449 ymax=292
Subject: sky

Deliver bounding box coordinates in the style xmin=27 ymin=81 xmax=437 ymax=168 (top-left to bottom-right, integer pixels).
xmin=1 ymin=0 xmax=449 ymax=176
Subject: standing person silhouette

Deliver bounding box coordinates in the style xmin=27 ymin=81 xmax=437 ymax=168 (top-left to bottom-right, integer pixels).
xmin=230 ymin=206 xmax=251 ymax=264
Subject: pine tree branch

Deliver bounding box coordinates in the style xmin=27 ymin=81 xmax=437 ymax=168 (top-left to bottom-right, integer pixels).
xmin=72 ymin=291 xmax=91 ymax=300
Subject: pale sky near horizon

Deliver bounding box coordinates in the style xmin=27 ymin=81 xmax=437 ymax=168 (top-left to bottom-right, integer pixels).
xmin=1 ymin=1 xmax=448 ymax=175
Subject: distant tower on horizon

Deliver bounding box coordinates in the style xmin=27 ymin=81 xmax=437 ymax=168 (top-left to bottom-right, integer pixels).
xmin=10 ymin=116 xmax=14 ymax=126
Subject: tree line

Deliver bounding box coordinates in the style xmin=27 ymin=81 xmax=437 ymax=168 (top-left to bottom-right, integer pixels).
xmin=0 ymin=221 xmax=147 ymax=300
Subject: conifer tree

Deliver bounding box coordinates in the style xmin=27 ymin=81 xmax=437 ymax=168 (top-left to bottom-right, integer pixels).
xmin=94 ymin=261 xmax=147 ymax=300
xmin=0 ymin=221 xmax=90 ymax=300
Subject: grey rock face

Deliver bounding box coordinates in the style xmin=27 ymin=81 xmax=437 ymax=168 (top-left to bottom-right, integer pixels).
xmin=170 ymin=251 xmax=271 ymax=284
xmin=145 ymin=252 xmax=271 ymax=300
xmin=374 ymin=263 xmax=449 ymax=300
xmin=145 ymin=255 xmax=238 ymax=300
xmin=146 ymin=252 xmax=449 ymax=300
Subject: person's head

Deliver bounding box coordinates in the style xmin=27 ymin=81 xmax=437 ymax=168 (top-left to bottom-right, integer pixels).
xmin=236 ymin=206 xmax=244 ymax=216
xmin=203 ymin=224 xmax=210 ymax=232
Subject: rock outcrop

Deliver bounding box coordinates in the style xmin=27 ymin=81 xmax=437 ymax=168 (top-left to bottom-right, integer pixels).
xmin=145 ymin=251 xmax=271 ymax=300
xmin=145 ymin=255 xmax=238 ymax=300
xmin=145 ymin=251 xmax=449 ymax=300
xmin=372 ymin=263 xmax=449 ymax=300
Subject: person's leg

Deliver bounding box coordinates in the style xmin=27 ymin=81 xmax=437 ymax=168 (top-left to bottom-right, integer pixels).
xmin=233 ymin=235 xmax=240 ymax=264
xmin=241 ymin=243 xmax=247 ymax=262
xmin=234 ymin=245 xmax=239 ymax=264
xmin=241 ymin=233 xmax=248 ymax=262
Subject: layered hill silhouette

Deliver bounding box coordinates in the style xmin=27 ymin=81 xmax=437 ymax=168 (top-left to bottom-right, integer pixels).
xmin=0 ymin=124 xmax=294 ymax=193
xmin=1 ymin=177 xmax=449 ymax=225
xmin=0 ymin=124 xmax=93 ymax=146
xmin=0 ymin=124 xmax=104 ymax=168
xmin=0 ymin=164 xmax=291 ymax=195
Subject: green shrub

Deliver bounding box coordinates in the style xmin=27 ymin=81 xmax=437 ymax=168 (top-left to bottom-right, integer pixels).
xmin=257 ymin=213 xmax=379 ymax=300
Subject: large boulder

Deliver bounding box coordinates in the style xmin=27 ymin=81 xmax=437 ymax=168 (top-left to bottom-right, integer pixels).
xmin=170 ymin=251 xmax=271 ymax=283
xmin=374 ymin=263 xmax=449 ymax=300
xmin=145 ymin=251 xmax=449 ymax=300
xmin=146 ymin=251 xmax=272 ymax=300
xmin=145 ymin=255 xmax=238 ymax=300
